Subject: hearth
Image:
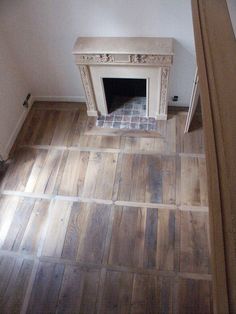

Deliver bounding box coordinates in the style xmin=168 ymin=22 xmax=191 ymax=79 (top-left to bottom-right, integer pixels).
xmin=96 ymin=96 xmax=159 ymax=131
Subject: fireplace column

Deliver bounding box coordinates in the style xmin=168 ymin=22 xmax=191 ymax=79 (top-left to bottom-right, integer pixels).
xmin=79 ymin=65 xmax=97 ymax=116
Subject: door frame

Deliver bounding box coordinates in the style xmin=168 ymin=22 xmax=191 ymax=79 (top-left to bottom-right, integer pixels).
xmin=191 ymin=1 xmax=236 ymax=313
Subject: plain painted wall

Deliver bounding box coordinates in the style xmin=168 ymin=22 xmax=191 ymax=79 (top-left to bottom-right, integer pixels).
xmin=0 ymin=30 xmax=29 ymax=159
xmin=0 ymin=0 xmax=196 ymax=106
xmin=227 ymin=0 xmax=236 ymax=37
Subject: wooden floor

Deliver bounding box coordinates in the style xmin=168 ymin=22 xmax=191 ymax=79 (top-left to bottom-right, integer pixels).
xmin=0 ymin=102 xmax=212 ymax=313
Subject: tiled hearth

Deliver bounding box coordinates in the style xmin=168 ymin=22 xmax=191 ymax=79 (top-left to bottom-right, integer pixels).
xmin=96 ymin=96 xmax=158 ymax=131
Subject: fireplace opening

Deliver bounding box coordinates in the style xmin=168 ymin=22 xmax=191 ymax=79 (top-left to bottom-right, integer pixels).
xmin=103 ymin=78 xmax=146 ymax=114
xmin=97 ymin=77 xmax=157 ymax=131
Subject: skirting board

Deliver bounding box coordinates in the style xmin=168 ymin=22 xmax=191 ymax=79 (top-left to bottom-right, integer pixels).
xmin=168 ymin=101 xmax=189 ymax=107
xmin=34 ymin=95 xmax=86 ymax=102
xmin=1 ymin=95 xmax=34 ymax=161
xmin=35 ymin=97 xmax=189 ymax=107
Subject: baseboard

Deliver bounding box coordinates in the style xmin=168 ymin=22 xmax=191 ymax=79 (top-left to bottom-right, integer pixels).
xmin=34 ymin=97 xmax=187 ymax=107
xmin=28 ymin=94 xmax=35 ymax=108
xmin=34 ymin=95 xmax=86 ymax=103
xmin=0 ymin=142 xmax=6 ymax=161
xmin=2 ymin=96 xmax=34 ymax=160
xmin=168 ymin=106 xmax=189 ymax=112
xmin=168 ymin=101 xmax=189 ymax=108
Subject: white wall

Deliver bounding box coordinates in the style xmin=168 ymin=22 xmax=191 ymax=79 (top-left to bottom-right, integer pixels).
xmin=0 ymin=0 xmax=196 ymax=106
xmin=227 ymin=0 xmax=236 ymax=37
xmin=0 ymin=30 xmax=29 ymax=160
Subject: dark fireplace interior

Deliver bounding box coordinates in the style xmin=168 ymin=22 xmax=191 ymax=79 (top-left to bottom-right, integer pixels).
xmin=103 ymin=78 xmax=146 ymax=113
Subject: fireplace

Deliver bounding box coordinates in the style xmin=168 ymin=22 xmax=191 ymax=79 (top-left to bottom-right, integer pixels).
xmin=103 ymin=78 xmax=146 ymax=114
xmin=73 ymin=37 xmax=174 ymax=120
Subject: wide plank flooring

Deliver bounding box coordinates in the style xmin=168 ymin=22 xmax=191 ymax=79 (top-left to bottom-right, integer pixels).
xmin=0 ymin=102 xmax=212 ymax=313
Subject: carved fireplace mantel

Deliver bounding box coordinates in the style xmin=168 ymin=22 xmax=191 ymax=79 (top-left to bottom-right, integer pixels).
xmin=73 ymin=37 xmax=174 ymax=119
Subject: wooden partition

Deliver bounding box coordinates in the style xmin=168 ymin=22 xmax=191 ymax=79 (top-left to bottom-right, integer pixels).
xmin=191 ymin=0 xmax=236 ymax=313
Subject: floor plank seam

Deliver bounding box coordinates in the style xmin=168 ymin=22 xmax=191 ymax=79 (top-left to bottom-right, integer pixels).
xmin=16 ymin=144 xmax=206 ymax=158
xmin=179 ymin=205 xmax=209 ymax=212
xmin=20 ymin=260 xmax=39 ymax=314
xmin=0 ymin=249 xmax=212 ymax=280
xmin=0 ymin=189 xmax=209 ymax=211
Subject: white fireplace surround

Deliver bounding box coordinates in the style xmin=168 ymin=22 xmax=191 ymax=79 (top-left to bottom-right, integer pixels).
xmin=73 ymin=37 xmax=174 ymax=120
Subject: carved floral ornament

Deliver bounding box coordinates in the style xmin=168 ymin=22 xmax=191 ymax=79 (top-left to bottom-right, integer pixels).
xmin=159 ymin=67 xmax=170 ymax=115
xmin=79 ymin=65 xmax=96 ymax=111
xmin=75 ymin=53 xmax=173 ymax=66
